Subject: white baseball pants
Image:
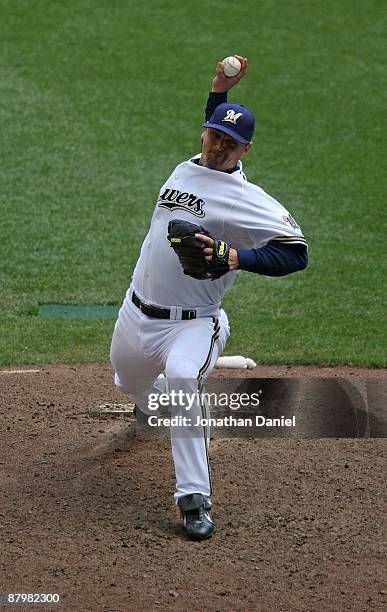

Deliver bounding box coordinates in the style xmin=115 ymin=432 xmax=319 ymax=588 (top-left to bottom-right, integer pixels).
xmin=110 ymin=292 xmax=230 ymax=502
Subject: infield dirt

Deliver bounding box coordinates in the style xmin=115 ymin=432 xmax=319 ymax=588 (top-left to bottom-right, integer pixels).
xmin=0 ymin=364 xmax=386 ymax=611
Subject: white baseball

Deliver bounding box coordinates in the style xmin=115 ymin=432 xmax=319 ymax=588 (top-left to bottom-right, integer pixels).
xmin=222 ymin=56 xmax=242 ymax=78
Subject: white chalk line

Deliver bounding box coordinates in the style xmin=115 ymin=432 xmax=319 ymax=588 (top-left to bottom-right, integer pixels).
xmin=0 ymin=369 xmax=41 ymax=375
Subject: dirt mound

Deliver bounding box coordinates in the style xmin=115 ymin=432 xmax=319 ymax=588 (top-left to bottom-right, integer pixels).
xmin=0 ymin=364 xmax=385 ymax=611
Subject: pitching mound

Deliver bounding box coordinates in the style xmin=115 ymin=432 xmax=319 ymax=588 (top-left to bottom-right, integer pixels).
xmin=0 ymin=364 xmax=386 ymax=611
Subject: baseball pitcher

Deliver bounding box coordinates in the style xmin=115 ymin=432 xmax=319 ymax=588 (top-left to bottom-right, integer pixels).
xmin=110 ymin=56 xmax=308 ymax=540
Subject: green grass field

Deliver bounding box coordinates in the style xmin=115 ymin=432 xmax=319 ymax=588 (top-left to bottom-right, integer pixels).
xmin=1 ymin=0 xmax=386 ymax=366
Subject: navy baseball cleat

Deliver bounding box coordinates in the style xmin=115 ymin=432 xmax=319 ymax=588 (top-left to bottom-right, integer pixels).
xmin=178 ymin=494 xmax=214 ymax=541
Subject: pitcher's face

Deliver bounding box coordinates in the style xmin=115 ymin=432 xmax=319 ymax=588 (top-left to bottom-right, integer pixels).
xmin=199 ymin=128 xmax=252 ymax=172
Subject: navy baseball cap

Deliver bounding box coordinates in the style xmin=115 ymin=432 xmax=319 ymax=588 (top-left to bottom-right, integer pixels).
xmin=202 ymin=102 xmax=255 ymax=144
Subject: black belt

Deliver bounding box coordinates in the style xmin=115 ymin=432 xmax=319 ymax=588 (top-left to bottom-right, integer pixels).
xmin=132 ymin=291 xmax=197 ymax=320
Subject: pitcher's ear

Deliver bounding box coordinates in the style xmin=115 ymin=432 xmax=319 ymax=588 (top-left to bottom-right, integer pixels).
xmin=241 ymin=142 xmax=253 ymax=157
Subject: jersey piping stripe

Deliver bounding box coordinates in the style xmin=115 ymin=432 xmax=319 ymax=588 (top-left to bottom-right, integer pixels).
xmin=196 ymin=316 xmax=220 ymax=497
xmin=270 ymin=235 xmax=308 ymax=245
xmin=199 ymin=390 xmax=213 ymax=496
xmin=197 ymin=317 xmax=220 ymax=384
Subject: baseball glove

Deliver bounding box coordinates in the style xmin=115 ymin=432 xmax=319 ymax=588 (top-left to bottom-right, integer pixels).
xmin=167 ymin=219 xmax=231 ymax=280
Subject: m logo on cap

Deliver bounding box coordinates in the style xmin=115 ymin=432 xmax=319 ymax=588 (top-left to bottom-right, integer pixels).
xmin=222 ymin=109 xmax=243 ymax=124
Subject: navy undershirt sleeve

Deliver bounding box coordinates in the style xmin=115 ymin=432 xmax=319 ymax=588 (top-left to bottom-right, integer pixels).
xmin=237 ymin=241 xmax=308 ymax=276
xmin=205 ymin=91 xmax=228 ymax=121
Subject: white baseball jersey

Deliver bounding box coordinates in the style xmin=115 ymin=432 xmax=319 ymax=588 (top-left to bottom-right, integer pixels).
xmin=113 ymin=154 xmax=306 ymax=503
xmin=130 ymin=155 xmax=306 ymax=310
